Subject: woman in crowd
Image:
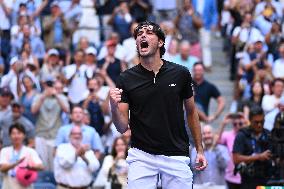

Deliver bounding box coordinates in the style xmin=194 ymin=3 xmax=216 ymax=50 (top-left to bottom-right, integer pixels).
xmin=0 ymin=123 xmax=44 ymax=189
xmin=94 ymin=136 xmax=128 ymax=189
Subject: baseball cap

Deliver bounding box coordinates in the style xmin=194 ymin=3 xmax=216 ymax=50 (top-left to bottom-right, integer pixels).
xmin=10 ymin=57 xmax=19 ymax=66
xmin=16 ymin=167 xmax=38 ymax=187
xmin=50 ymin=0 xmax=59 ymax=7
xmin=0 ymin=87 xmax=13 ymax=98
xmin=47 ymin=48 xmax=59 ymax=56
xmin=85 ymin=47 xmax=97 ymax=56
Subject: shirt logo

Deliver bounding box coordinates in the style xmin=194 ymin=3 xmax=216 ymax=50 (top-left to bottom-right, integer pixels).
xmin=169 ymin=83 xmax=176 ymax=87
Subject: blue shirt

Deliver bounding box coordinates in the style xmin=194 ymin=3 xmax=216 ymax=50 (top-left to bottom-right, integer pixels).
xmin=55 ymin=124 xmax=104 ymax=153
xmin=173 ymin=55 xmax=199 ymax=72
xmin=54 ymin=19 xmax=63 ymax=44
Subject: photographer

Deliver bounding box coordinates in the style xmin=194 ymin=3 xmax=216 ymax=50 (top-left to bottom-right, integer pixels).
xmin=233 ymin=106 xmax=272 ymax=189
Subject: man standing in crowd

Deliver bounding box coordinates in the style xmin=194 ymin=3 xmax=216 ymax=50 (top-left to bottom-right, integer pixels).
xmin=193 ymin=62 xmax=225 ymax=122
xmin=233 ymin=106 xmax=273 ymax=189
xmin=110 ymin=21 xmax=207 ymax=188
xmin=54 ymin=126 xmax=100 ymax=189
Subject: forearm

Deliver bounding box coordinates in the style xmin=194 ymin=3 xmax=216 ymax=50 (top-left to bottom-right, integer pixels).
xmin=187 ymin=108 xmax=203 ymax=153
xmin=233 ymin=153 xmax=260 ymax=164
xmin=55 ymin=95 xmax=69 ymax=113
xmin=214 ymin=97 xmax=225 ymax=118
xmin=0 ymin=163 xmax=15 ymax=172
xmin=31 ymin=96 xmax=45 ymax=113
xmin=111 ymin=105 xmax=128 ymax=134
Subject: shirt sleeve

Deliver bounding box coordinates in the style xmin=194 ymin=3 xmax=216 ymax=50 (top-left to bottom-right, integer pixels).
xmin=115 ymin=75 xmax=129 ymax=103
xmin=0 ymin=148 xmax=9 ymax=165
xmin=29 ymin=148 xmax=43 ymax=165
xmin=232 ymin=132 xmax=245 ymax=154
xmin=85 ymin=150 xmax=100 ymax=172
xmin=181 ymin=69 xmax=194 ymax=99
xmin=209 ymin=84 xmax=221 ymax=99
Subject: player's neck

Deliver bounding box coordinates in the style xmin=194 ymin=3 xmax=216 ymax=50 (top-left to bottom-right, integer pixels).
xmin=140 ymin=54 xmax=163 ymax=74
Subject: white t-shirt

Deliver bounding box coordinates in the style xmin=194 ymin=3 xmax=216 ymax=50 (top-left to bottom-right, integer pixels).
xmin=97 ymin=44 xmax=127 ymax=61
xmin=232 ymin=26 xmax=263 ymax=44
xmin=262 ymin=95 xmax=281 ymax=114
xmin=273 ymin=58 xmax=284 ymax=78
xmin=63 ymin=64 xmax=89 ymax=104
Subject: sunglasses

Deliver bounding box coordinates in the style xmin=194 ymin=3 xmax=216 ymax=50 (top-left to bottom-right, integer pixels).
xmin=233 ymin=122 xmax=243 ymax=126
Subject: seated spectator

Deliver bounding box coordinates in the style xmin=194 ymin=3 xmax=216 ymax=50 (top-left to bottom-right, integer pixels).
xmin=261 ymin=78 xmax=284 ymax=114
xmin=108 ymin=1 xmax=133 ymax=42
xmin=18 ymin=75 xmax=38 ymax=124
xmin=0 ymin=123 xmax=44 ymax=189
xmin=163 ymin=37 xmax=179 ymax=62
xmin=98 ymin=40 xmax=127 ymax=83
xmin=55 ymin=106 xmax=104 ymax=159
xmin=272 ymin=43 xmax=284 ymax=79
xmin=173 ymin=40 xmax=199 ymax=72
xmin=0 ymin=101 xmax=35 ymax=148
xmin=216 ymin=113 xmax=247 ymax=189
xmin=54 ymin=126 xmax=100 ymax=189
xmin=233 ymin=106 xmax=273 ymax=189
xmin=31 ymin=77 xmax=70 ymax=139
xmin=0 ymin=87 xmax=13 ymax=120
xmin=191 ymin=125 xmax=229 ymax=185
xmin=94 ymin=136 xmax=128 ymax=189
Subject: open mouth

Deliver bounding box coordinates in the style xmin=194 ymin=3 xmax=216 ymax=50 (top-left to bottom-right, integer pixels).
xmin=140 ymin=41 xmax=149 ymax=49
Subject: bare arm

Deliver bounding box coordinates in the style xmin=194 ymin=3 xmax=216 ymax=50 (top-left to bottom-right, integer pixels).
xmin=184 ymin=97 xmax=207 ymax=170
xmin=213 ymin=96 xmax=225 ymax=119
xmin=109 ymin=88 xmax=129 ymax=134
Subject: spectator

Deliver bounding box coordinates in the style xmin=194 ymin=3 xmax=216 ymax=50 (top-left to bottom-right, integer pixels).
xmin=0 ymin=101 xmax=35 ymax=148
xmin=233 ymin=106 xmax=273 ymax=189
xmin=173 ymin=40 xmax=199 ymax=72
xmin=152 ymin=0 xmax=177 ymax=23
xmin=82 ymin=78 xmax=107 ymax=136
xmin=191 ymin=125 xmax=229 ymax=185
xmin=40 ymin=48 xmax=63 ymax=81
xmin=0 ymin=0 xmax=13 ymax=70
xmin=1 ymin=57 xmax=24 ymax=100
xmin=31 ymin=77 xmax=70 ymax=139
xmin=63 ymin=0 xmax=82 ymax=34
xmin=254 ymin=3 xmax=276 ymax=36
xmin=63 ymin=49 xmax=88 ymax=105
xmin=192 ymin=0 xmax=218 ymax=70
xmin=0 ymin=87 xmax=13 ymax=120
xmin=264 ymin=96 xmax=284 ymax=131
xmin=18 ymin=75 xmax=38 ymax=124
xmin=163 ymin=37 xmax=179 ymax=62
xmin=42 ymin=1 xmax=70 ymax=51
xmin=175 ymin=0 xmax=202 ymax=58
xmin=129 ymin=0 xmax=151 ymax=22
xmin=84 ymin=46 xmax=100 ymax=78
xmin=272 ymin=43 xmax=284 ymax=79
xmin=0 ymin=123 xmax=44 ymax=189
xmin=265 ymin=21 xmax=283 ymax=60
xmin=108 ymin=1 xmax=133 ymax=42
xmin=94 ymin=136 xmax=128 ymax=189
xmin=261 ymin=78 xmax=284 ymax=114
xmin=11 ymin=24 xmax=45 ymax=60
xmin=193 ymin=63 xmax=225 ymax=122
xmin=20 ymin=41 xmax=40 ymax=73
xmin=98 ymin=40 xmax=127 ymax=83
xmin=55 ymin=106 xmax=104 ymax=159
xmin=216 ymin=113 xmax=247 ymax=189
xmin=54 ymin=126 xmax=100 ymax=189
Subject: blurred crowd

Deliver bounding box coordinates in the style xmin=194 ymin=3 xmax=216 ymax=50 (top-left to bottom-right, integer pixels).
xmin=0 ymin=0 xmax=284 ymax=188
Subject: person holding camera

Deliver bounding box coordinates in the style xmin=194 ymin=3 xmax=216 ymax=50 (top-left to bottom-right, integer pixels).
xmin=233 ymin=106 xmax=273 ymax=189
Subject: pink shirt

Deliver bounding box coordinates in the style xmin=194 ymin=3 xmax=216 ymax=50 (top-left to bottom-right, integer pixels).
xmin=219 ymin=130 xmax=241 ymax=184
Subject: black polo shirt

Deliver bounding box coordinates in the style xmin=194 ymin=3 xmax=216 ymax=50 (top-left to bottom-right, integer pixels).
xmin=116 ymin=60 xmax=194 ymax=156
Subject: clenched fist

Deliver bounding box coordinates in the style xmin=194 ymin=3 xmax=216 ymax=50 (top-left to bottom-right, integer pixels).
xmin=110 ymin=88 xmax=123 ymax=108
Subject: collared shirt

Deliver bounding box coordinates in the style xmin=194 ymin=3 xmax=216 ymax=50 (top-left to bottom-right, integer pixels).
xmin=116 ymin=60 xmax=193 ymax=156
xmin=191 ymin=144 xmax=230 ymax=185
xmin=173 ymin=55 xmax=199 ymax=73
xmin=54 ymin=143 xmax=100 ymax=187
xmin=55 ymin=124 xmax=104 ymax=153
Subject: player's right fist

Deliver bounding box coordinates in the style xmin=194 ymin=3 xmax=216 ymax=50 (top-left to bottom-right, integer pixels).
xmin=109 ymin=88 xmax=123 ymax=107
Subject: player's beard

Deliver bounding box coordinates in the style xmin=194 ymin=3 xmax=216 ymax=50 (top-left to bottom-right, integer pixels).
xmin=137 ymin=43 xmax=159 ymax=58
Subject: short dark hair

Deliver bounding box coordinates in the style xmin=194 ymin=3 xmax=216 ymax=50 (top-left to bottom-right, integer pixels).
xmin=249 ymin=105 xmax=264 ymax=120
xmin=9 ymin=123 xmax=26 ymax=136
xmin=71 ymin=105 xmax=83 ymax=114
xmin=193 ymin=62 xmax=205 ymax=69
xmin=272 ymin=78 xmax=284 ymax=87
xmin=133 ymin=21 xmax=166 ymax=58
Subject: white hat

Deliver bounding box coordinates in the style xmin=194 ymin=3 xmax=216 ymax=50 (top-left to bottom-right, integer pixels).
xmin=47 ymin=48 xmax=59 ymax=56
xmin=10 ymin=57 xmax=19 ymax=66
xmin=50 ymin=0 xmax=59 ymax=7
xmin=85 ymin=47 xmax=97 ymax=56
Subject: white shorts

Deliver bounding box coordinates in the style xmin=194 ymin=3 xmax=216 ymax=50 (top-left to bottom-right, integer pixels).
xmin=126 ymin=148 xmax=193 ymax=189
